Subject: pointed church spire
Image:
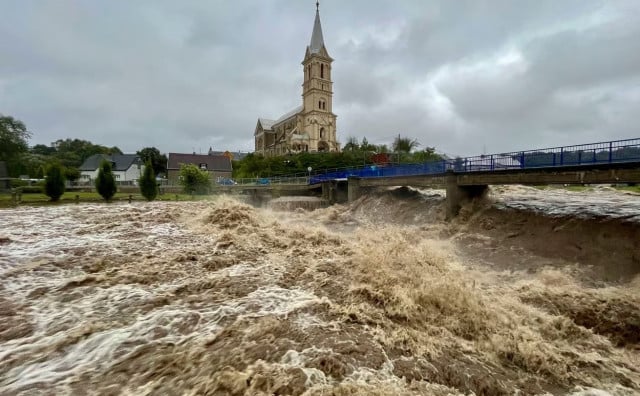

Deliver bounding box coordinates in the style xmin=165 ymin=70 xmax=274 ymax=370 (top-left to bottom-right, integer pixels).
xmin=309 ymin=1 xmax=325 ymax=54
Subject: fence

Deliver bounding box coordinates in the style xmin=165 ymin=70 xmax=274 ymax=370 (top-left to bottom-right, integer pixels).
xmin=303 ymin=138 xmax=640 ymax=185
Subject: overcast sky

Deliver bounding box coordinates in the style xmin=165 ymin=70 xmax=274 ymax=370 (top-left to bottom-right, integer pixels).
xmin=2 ymin=0 xmax=639 ymax=157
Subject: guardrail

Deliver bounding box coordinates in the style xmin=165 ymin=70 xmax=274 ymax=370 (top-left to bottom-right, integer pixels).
xmin=302 ymin=137 xmax=640 ymax=185
xmin=456 ymin=138 xmax=640 ymax=172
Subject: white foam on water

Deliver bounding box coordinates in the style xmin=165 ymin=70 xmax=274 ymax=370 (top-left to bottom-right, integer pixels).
xmin=491 ymin=185 xmax=640 ymax=221
xmin=1 ymin=197 xmax=639 ymax=394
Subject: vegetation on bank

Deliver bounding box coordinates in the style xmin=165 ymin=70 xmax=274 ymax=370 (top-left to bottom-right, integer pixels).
xmin=233 ymin=136 xmax=441 ymax=179
xmin=0 ymin=191 xmax=213 ymax=207
xmin=95 ymin=160 xmax=117 ymax=201
xmin=44 ymin=163 xmax=66 ymax=201
xmin=139 ymin=161 xmax=158 ymax=201
xmin=179 ymin=164 xmax=212 ymax=194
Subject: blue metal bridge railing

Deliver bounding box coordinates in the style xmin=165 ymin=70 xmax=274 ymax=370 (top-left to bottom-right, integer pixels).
xmin=304 ymin=137 xmax=640 ymax=185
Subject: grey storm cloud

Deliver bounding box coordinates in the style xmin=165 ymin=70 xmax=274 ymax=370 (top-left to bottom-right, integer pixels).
xmin=1 ymin=0 xmax=639 ymax=157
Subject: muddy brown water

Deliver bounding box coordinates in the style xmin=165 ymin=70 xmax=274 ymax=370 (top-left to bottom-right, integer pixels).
xmin=0 ymin=186 xmax=639 ymax=395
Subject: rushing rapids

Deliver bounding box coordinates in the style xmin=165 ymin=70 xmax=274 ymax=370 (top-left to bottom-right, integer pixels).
xmin=0 ymin=186 xmax=639 ymax=395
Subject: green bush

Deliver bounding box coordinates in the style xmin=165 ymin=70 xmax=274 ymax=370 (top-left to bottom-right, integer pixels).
xmin=139 ymin=161 xmax=158 ymax=201
xmin=9 ymin=179 xmax=27 ymax=188
xmin=44 ymin=163 xmax=66 ymax=201
xmin=179 ymin=163 xmax=211 ymax=194
xmin=95 ymin=160 xmax=117 ymax=201
xmin=19 ymin=186 xmax=44 ymax=193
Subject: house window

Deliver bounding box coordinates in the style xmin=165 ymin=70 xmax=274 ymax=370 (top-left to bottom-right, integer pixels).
xmin=114 ymin=174 xmax=120 ymax=180
xmin=199 ymin=163 xmax=207 ymax=170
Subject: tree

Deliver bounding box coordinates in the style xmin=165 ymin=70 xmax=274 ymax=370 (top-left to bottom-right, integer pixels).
xmin=31 ymin=144 xmax=56 ymax=156
xmin=179 ymin=163 xmax=211 ymax=194
xmin=342 ymin=136 xmax=360 ymax=152
xmin=0 ymin=115 xmax=32 ymax=176
xmin=136 ymin=147 xmax=167 ymax=176
xmin=392 ymin=135 xmax=420 ymax=153
xmin=412 ymin=147 xmax=441 ymax=163
xmin=53 ymin=138 xmax=121 ymax=168
xmin=360 ymin=137 xmax=376 ymax=152
xmin=95 ymin=160 xmax=117 ymax=201
xmin=44 ymin=162 xmax=66 ymax=202
xmin=139 ymin=161 xmax=158 ymax=201
xmin=64 ymin=167 xmax=81 ymax=183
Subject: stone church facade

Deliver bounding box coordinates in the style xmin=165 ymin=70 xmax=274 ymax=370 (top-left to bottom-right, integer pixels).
xmin=254 ymin=3 xmax=339 ymax=157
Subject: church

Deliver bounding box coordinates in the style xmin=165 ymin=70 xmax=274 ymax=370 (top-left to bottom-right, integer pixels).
xmin=254 ymin=2 xmax=339 ymax=157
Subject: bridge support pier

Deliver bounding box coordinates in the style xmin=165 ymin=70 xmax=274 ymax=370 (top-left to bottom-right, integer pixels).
xmin=446 ymin=171 xmax=488 ymax=219
xmin=321 ymin=181 xmax=332 ymax=203
xmin=347 ymin=177 xmax=361 ymax=203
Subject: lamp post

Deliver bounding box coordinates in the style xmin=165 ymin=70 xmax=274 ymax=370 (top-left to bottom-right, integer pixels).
xmin=307 ymin=166 xmax=312 ymax=182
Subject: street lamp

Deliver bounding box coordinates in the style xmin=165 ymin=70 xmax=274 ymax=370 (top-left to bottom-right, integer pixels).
xmin=307 ymin=166 xmax=312 ymax=181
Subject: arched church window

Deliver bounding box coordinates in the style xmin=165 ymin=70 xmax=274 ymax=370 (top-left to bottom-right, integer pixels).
xmin=321 ymin=64 xmax=324 ymax=79
xmin=320 ymin=128 xmax=325 ymax=139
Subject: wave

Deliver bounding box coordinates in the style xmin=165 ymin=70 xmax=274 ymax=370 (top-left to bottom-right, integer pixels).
xmin=0 ymin=193 xmax=638 ymax=395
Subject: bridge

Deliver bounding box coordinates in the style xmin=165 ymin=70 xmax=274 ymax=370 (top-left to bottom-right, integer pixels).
xmin=226 ymin=138 xmax=640 ymax=217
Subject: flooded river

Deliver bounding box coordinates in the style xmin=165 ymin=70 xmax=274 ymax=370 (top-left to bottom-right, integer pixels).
xmin=0 ymin=186 xmax=639 ymax=395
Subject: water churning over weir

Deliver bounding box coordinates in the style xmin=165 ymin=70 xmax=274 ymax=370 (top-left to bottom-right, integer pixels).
xmin=1 ymin=187 xmax=639 ymax=395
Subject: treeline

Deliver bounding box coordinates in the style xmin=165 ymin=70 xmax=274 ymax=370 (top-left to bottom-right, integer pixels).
xmin=21 ymin=139 xmax=123 ymax=181
xmin=233 ymin=135 xmax=442 ymax=179
xmin=1 ymin=114 xmax=167 ymax=180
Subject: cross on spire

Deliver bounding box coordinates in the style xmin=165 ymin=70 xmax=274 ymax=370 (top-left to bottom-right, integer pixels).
xmin=316 ymin=1 xmax=319 ymax=11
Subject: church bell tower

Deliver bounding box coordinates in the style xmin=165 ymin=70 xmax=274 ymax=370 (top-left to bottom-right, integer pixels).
xmin=301 ymin=1 xmax=338 ymax=152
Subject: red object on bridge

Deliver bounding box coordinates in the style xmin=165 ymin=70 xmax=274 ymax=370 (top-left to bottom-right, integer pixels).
xmin=371 ymin=153 xmax=390 ymax=166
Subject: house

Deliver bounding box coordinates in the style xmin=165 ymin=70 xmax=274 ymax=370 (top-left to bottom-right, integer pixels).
xmin=206 ymin=148 xmax=249 ymax=161
xmin=79 ymin=154 xmax=144 ymax=184
xmin=166 ymin=152 xmax=232 ymax=184
xmin=253 ymin=2 xmax=339 ymax=157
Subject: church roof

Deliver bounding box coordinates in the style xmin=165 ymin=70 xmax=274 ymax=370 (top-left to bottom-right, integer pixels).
xmin=258 ymin=118 xmax=275 ymax=131
xmin=309 ymin=7 xmax=325 ymax=55
xmin=274 ymin=105 xmax=303 ymax=125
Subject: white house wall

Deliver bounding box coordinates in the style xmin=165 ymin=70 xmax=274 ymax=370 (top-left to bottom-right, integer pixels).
xmin=80 ymin=165 xmax=144 ymax=183
xmin=119 ymin=164 xmax=144 ymax=181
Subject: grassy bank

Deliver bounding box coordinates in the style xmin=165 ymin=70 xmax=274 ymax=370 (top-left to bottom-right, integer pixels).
xmin=0 ymin=191 xmax=213 ymax=207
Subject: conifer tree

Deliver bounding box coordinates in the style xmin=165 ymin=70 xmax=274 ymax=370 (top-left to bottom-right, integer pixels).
xmin=139 ymin=161 xmax=158 ymax=201
xmin=44 ymin=162 xmax=66 ymax=202
xmin=95 ymin=160 xmax=117 ymax=202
